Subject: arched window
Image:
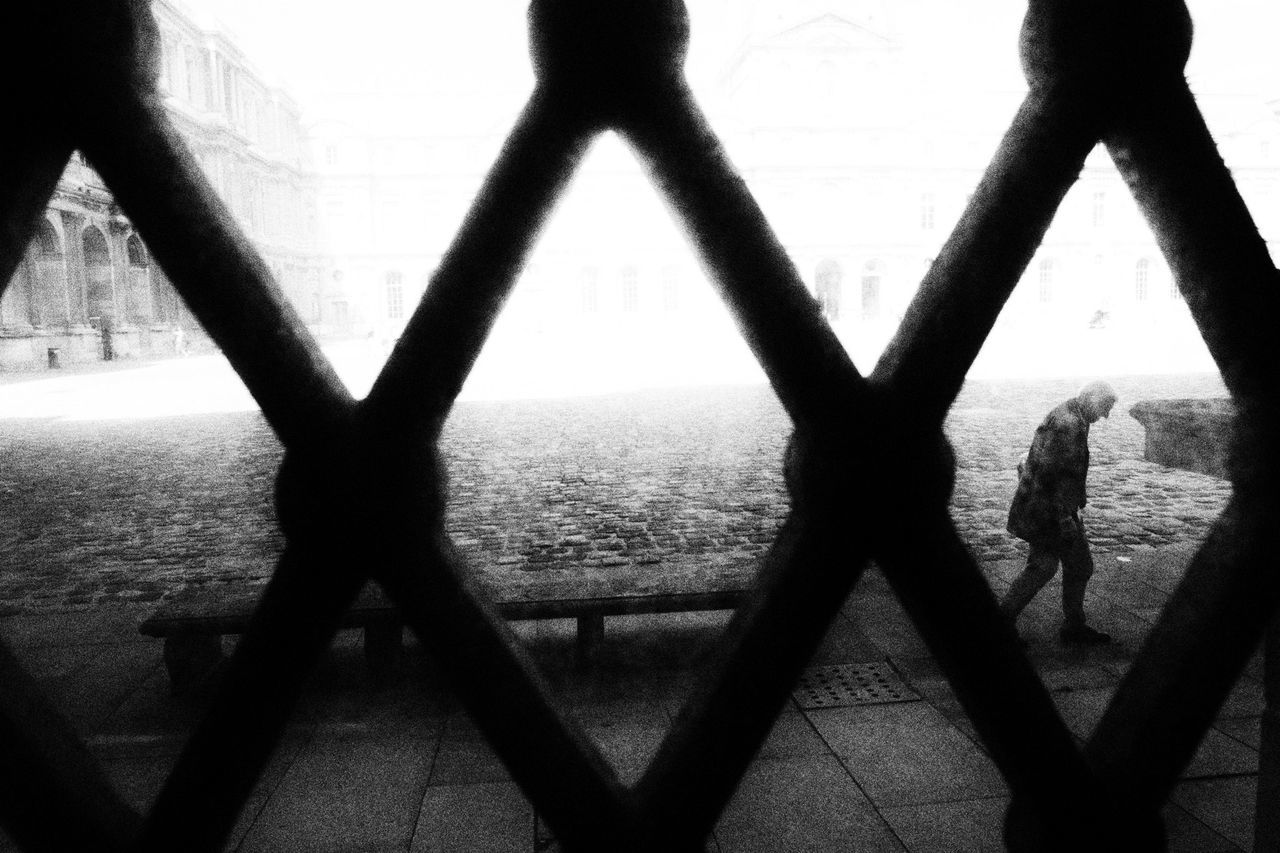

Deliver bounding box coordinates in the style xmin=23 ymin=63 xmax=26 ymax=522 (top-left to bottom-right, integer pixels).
xmin=124 ymin=234 xmax=152 ymax=325
xmin=35 ymin=219 xmax=61 ymax=257
xmin=815 ymin=259 xmax=842 ymax=321
xmin=1038 ymin=258 xmax=1054 ymax=303
xmin=386 ymin=271 xmax=404 ymax=320
xmin=127 ymin=235 xmax=148 ymax=267
xmin=581 ymin=266 xmax=599 ymax=313
xmin=621 ymin=266 xmax=639 ymax=313
xmin=1135 ymin=258 xmax=1150 ymax=302
xmin=861 ymin=260 xmax=881 ymax=321
xmin=83 ymin=227 xmax=114 ymax=328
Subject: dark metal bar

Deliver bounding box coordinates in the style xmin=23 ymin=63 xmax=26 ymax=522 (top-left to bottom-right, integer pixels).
xmin=634 ymin=499 xmax=876 ymax=846
xmin=873 ymin=85 xmax=1102 ymax=424
xmin=1087 ymin=501 xmax=1280 ymax=804
xmin=873 ymin=507 xmax=1154 ymax=849
xmin=378 ymin=536 xmax=635 ymax=850
xmin=0 ymin=640 xmax=140 ymax=852
xmin=618 ymin=81 xmax=868 ymax=435
xmin=363 ymin=87 xmax=595 ymax=441
xmin=136 ymin=547 xmax=365 ymax=852
xmin=0 ymin=136 xmax=73 ymax=293
xmin=1103 ymin=80 xmax=1280 ymax=410
xmin=79 ymin=88 xmax=354 ymax=454
xmin=1083 ymin=75 xmax=1280 ymax=806
xmin=343 ymin=84 xmax=635 ymax=845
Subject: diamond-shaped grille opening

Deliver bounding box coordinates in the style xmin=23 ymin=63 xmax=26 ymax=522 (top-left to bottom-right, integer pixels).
xmin=792 ymin=661 xmax=920 ymax=709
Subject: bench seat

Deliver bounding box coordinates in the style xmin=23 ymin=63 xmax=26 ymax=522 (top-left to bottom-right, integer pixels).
xmin=141 ymin=557 xmax=757 ymax=694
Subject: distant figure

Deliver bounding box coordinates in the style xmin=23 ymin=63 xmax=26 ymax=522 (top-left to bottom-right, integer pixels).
xmin=100 ymin=321 xmax=114 ymax=362
xmin=1088 ymin=309 xmax=1109 ymax=329
xmin=1003 ymin=381 xmax=1118 ymax=645
xmin=173 ymin=325 xmax=187 ymax=357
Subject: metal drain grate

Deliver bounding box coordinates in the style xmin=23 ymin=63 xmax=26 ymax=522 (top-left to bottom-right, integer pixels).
xmin=792 ymin=662 xmax=920 ymax=709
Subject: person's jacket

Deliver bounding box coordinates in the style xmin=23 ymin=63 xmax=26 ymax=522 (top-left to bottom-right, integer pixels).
xmin=1006 ymin=398 xmax=1090 ymax=548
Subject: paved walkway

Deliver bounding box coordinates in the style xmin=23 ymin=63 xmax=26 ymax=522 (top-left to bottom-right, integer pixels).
xmin=0 ymin=364 xmax=1256 ymax=850
xmin=0 ymin=544 xmax=1261 ymax=851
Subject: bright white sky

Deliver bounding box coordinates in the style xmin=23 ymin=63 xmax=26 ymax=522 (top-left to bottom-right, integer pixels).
xmin=190 ymin=0 xmax=1280 ymax=126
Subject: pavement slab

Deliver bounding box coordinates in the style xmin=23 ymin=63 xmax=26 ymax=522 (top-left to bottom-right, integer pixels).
xmin=411 ymin=782 xmax=533 ymax=853
xmin=715 ymin=755 xmax=906 ymax=852
xmin=877 ymin=797 xmax=1009 ymax=852
xmin=238 ymin=733 xmax=436 ymax=853
xmin=806 ymin=702 xmax=1007 ymax=807
xmin=1173 ymin=777 xmax=1258 ymax=851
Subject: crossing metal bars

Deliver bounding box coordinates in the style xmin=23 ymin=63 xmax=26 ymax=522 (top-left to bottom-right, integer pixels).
xmin=0 ymin=0 xmax=1276 ymax=849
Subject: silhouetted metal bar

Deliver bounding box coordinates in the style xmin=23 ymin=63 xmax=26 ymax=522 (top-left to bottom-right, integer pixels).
xmin=1104 ymin=81 xmax=1280 ymax=408
xmin=1087 ymin=75 xmax=1280 ymax=807
xmin=874 ymin=85 xmax=1101 ymax=423
xmin=1088 ymin=503 xmax=1278 ymax=802
xmin=137 ymin=547 xmax=365 ymax=852
xmin=620 ymin=81 xmax=867 ymax=434
xmin=0 ymin=642 xmax=140 ymax=852
xmin=364 ymin=88 xmax=595 ymax=440
xmin=80 ymin=89 xmax=354 ymax=453
xmin=875 ymin=507 xmax=1153 ymax=848
xmin=378 ymin=535 xmax=635 ymax=850
xmin=348 ymin=86 xmax=634 ymax=847
xmin=0 ymin=137 xmax=72 ymax=291
xmin=634 ymin=500 xmax=873 ymax=846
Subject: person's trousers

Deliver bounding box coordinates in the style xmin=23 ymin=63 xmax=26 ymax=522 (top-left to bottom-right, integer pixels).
xmin=1000 ymin=520 xmax=1095 ymax=628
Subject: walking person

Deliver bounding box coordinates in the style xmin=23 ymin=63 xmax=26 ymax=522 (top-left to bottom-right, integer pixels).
xmin=1002 ymin=381 xmax=1119 ymax=644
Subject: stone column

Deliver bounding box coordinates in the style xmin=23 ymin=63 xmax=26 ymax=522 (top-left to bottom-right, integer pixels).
xmin=108 ymin=221 xmax=130 ymax=324
xmin=58 ymin=211 xmax=89 ymax=326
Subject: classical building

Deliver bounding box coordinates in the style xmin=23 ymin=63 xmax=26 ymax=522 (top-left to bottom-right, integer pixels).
xmin=0 ymin=0 xmax=321 ymax=370
xmin=306 ymin=0 xmax=1280 ymax=380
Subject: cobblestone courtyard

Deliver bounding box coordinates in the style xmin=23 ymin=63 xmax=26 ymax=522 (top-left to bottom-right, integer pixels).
xmin=0 ymin=360 xmax=1231 ymax=612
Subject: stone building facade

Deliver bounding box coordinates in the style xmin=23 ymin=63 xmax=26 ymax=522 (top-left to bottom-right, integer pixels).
xmin=310 ymin=0 xmax=1277 ymax=379
xmin=0 ymin=0 xmax=321 ymax=370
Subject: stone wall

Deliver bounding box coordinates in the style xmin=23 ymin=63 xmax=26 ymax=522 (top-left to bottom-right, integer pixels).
xmin=1128 ymin=398 xmax=1234 ymax=479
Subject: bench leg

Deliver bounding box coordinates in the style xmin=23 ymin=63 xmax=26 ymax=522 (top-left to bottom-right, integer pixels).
xmin=364 ymin=620 xmax=404 ymax=678
xmin=576 ymin=614 xmax=605 ymax=661
xmin=163 ymin=634 xmax=223 ymax=697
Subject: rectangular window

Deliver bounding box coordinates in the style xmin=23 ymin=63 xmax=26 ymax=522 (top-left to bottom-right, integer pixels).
xmin=581 ymin=268 xmax=599 ymax=313
xmin=386 ymin=272 xmax=404 ymax=320
xmin=662 ymin=266 xmax=680 ymax=312
xmin=621 ymin=267 xmax=639 ymax=313
xmin=920 ymin=193 xmax=935 ymax=230
xmin=1038 ymin=259 xmax=1054 ymax=302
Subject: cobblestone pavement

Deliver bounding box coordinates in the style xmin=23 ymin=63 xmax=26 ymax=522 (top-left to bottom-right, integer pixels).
xmin=0 ymin=370 xmax=1231 ymax=611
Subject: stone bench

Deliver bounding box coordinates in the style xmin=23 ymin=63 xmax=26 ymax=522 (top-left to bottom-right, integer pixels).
xmin=141 ymin=558 xmax=755 ymax=694
xmin=1128 ymin=397 xmax=1235 ymax=479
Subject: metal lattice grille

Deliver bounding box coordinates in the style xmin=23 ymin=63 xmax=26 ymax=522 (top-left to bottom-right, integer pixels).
xmin=1 ymin=0 xmax=1278 ymax=850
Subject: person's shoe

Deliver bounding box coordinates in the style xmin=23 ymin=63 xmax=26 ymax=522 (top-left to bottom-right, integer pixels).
xmin=1059 ymin=624 xmax=1112 ymax=645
